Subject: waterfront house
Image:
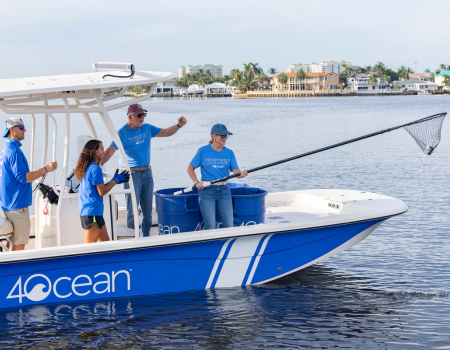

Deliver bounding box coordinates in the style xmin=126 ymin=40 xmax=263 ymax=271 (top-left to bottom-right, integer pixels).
xmin=407 ymin=73 xmax=431 ymax=81
xmin=206 ymin=83 xmax=235 ymax=94
xmin=270 ymin=72 xmax=343 ymax=91
xmin=346 ymin=73 xmax=389 ymax=92
xmin=392 ymin=79 xmax=438 ymax=91
xmin=434 ymin=70 xmax=450 ymax=90
xmin=156 ymin=78 xmax=179 ymax=93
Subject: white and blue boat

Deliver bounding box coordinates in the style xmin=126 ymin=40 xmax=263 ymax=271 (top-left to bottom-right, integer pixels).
xmin=0 ymin=64 xmax=408 ymax=310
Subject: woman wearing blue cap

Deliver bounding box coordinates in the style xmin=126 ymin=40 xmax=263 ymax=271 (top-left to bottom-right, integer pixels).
xmin=188 ymin=124 xmax=248 ymax=230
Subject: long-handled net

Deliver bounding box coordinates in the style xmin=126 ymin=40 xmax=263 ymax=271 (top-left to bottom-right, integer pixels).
xmin=403 ymin=113 xmax=446 ymax=155
xmin=175 ymin=112 xmax=447 ymax=194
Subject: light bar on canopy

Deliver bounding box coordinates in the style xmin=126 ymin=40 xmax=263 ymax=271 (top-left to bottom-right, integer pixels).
xmin=92 ymin=62 xmax=135 ymax=79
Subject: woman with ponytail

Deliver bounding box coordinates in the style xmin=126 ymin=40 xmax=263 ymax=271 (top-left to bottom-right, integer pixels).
xmin=75 ymin=140 xmax=130 ymax=243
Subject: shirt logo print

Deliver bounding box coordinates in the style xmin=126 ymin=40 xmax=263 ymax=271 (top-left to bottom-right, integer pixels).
xmin=128 ymin=132 xmax=148 ymax=145
xmin=206 ymin=158 xmax=229 ymax=169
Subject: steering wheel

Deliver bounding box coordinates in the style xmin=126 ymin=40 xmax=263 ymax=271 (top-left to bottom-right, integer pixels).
xmin=32 ymin=173 xmax=47 ymax=193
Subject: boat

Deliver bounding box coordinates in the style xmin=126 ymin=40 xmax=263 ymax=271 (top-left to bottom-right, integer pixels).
xmin=180 ymin=84 xmax=206 ymax=95
xmin=418 ymin=91 xmax=432 ymax=95
xmin=0 ymin=63 xmax=408 ymax=309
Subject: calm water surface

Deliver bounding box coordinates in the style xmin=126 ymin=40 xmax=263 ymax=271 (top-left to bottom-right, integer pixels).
xmin=1 ymin=95 xmax=450 ymax=349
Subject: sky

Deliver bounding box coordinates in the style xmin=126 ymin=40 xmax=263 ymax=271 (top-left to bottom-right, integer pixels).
xmin=1 ymin=0 xmax=449 ymax=79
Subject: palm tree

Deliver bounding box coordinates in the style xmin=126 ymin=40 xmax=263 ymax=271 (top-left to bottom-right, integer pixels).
xmin=185 ymin=73 xmax=195 ymax=88
xmin=295 ymin=69 xmax=306 ymax=90
xmin=398 ymin=66 xmax=410 ymax=80
xmin=250 ymin=62 xmax=263 ymax=79
xmin=342 ymin=64 xmax=353 ymax=77
xmin=381 ymin=74 xmax=391 ymax=86
xmin=257 ymin=72 xmax=268 ymax=89
xmin=363 ymin=66 xmax=373 ymax=73
xmin=374 ymin=62 xmax=386 ymax=75
xmin=443 ymin=75 xmax=450 ymax=89
xmin=439 ymin=64 xmax=447 ymax=72
xmin=268 ymin=67 xmax=278 ymax=76
xmin=424 ymin=69 xmax=431 ymax=75
xmin=230 ymin=69 xmax=242 ymax=83
xmin=237 ymin=75 xmax=257 ymax=93
xmin=277 ymin=73 xmax=288 ymax=91
xmin=243 ymin=63 xmax=252 ymax=79
xmin=223 ymin=75 xmax=231 ymax=86
xmin=367 ymin=75 xmax=378 ymax=89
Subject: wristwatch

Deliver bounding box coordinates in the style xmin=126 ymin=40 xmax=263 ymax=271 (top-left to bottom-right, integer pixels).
xmin=194 ymin=181 xmax=199 ymax=185
xmin=177 ymin=124 xmax=182 ymax=128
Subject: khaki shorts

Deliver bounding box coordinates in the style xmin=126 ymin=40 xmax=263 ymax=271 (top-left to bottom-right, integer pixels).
xmin=3 ymin=207 xmax=31 ymax=245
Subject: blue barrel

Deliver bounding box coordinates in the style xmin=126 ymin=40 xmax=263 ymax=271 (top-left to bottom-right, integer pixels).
xmin=228 ymin=182 xmax=249 ymax=188
xmin=154 ymin=188 xmax=203 ymax=235
xmin=231 ymin=187 xmax=268 ymax=227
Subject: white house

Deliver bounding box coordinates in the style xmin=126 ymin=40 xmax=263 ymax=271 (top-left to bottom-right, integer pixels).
xmin=392 ymin=80 xmax=438 ymax=91
xmin=156 ymin=78 xmax=179 ymax=93
xmin=346 ymin=73 xmax=390 ymax=92
xmin=434 ymin=70 xmax=450 ymax=90
xmin=206 ymin=83 xmax=235 ymax=94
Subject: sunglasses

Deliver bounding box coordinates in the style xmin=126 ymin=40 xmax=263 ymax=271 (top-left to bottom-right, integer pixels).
xmin=16 ymin=125 xmax=25 ymax=130
xmin=137 ymin=113 xmax=147 ymax=118
xmin=215 ymin=134 xmax=230 ymax=139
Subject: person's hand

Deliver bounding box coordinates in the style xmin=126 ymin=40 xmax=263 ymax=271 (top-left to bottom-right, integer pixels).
xmin=195 ymin=181 xmax=204 ymax=189
xmin=45 ymin=161 xmax=58 ymax=173
xmin=177 ymin=116 xmax=187 ymax=127
xmin=112 ymin=169 xmax=130 ymax=184
xmin=237 ymin=169 xmax=248 ymax=178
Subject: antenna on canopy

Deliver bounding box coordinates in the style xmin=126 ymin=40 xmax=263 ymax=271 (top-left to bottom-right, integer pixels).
xmin=92 ymin=62 xmax=135 ymax=80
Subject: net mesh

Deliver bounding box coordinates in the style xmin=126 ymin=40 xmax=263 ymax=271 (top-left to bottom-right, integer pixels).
xmin=403 ymin=114 xmax=446 ymax=155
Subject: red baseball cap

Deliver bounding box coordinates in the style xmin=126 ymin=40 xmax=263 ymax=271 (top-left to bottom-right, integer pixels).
xmin=127 ymin=104 xmax=147 ymax=115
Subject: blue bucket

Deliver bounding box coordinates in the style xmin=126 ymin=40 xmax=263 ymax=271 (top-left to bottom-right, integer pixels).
xmin=228 ymin=182 xmax=249 ymax=188
xmin=231 ymin=187 xmax=267 ymax=227
xmin=154 ymin=188 xmax=203 ymax=235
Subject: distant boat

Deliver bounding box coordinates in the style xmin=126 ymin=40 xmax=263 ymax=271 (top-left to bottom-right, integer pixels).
xmin=418 ymin=91 xmax=432 ymax=95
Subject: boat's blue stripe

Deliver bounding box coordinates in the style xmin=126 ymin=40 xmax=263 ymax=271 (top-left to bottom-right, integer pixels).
xmin=241 ymin=234 xmax=268 ymax=286
xmin=210 ymin=238 xmax=236 ymax=288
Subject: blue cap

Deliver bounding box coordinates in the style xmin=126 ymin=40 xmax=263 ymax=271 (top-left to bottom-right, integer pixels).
xmin=3 ymin=118 xmax=24 ymax=138
xmin=3 ymin=121 xmax=9 ymax=138
xmin=211 ymin=124 xmax=232 ymax=135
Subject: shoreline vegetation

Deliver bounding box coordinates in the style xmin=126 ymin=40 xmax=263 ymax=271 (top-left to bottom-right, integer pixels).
xmin=126 ymin=62 xmax=450 ymax=97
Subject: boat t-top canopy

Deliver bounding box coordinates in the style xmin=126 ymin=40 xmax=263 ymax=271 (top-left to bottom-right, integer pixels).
xmin=0 ymin=69 xmax=173 ymax=98
xmin=0 ymin=63 xmax=173 ymax=245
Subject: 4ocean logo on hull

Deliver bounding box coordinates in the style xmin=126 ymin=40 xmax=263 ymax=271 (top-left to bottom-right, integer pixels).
xmin=7 ymin=270 xmax=131 ymax=304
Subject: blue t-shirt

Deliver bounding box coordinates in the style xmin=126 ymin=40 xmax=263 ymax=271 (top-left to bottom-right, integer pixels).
xmin=0 ymin=139 xmax=32 ymax=211
xmin=111 ymin=123 xmax=162 ymax=168
xmin=190 ymin=145 xmax=239 ymax=181
xmin=79 ymin=162 xmax=104 ymax=216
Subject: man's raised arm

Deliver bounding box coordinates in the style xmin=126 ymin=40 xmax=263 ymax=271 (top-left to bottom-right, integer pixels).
xmin=155 ymin=116 xmax=187 ymax=137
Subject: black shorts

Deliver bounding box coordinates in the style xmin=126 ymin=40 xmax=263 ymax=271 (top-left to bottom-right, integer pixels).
xmin=80 ymin=215 xmax=105 ymax=229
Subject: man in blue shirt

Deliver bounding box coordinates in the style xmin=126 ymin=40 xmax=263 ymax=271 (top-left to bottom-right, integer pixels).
xmin=0 ymin=118 xmax=57 ymax=251
xmin=103 ymin=104 xmax=187 ymax=237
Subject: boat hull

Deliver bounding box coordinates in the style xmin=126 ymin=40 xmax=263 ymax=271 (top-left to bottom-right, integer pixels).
xmin=0 ymin=218 xmax=384 ymax=309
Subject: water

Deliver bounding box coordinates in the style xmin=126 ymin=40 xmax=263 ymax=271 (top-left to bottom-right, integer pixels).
xmin=1 ymin=95 xmax=450 ymax=349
